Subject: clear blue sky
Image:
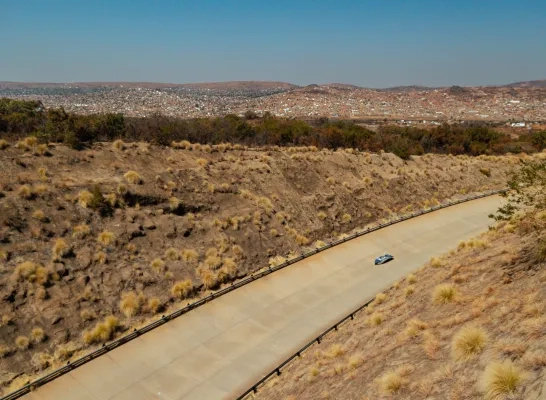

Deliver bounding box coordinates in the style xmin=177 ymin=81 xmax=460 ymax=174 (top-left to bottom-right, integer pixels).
xmin=1 ymin=0 xmax=545 ymax=87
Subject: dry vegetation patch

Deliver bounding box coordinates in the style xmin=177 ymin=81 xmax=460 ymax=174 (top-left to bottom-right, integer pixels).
xmin=0 ymin=141 xmax=520 ymax=395
xmin=254 ymin=213 xmax=546 ymax=400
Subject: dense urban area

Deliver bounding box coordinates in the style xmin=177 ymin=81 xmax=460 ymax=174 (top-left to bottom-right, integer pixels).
xmin=1 ymin=80 xmax=546 ymax=123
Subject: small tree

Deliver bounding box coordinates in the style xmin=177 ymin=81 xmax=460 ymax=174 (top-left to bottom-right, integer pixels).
xmin=490 ymin=159 xmax=546 ymax=221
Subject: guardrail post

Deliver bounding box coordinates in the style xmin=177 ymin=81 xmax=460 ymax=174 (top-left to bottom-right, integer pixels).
xmin=276 ymin=368 xmax=281 ymax=376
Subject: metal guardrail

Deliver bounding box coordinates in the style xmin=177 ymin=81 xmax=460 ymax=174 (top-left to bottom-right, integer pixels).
xmin=1 ymin=189 xmax=507 ymax=400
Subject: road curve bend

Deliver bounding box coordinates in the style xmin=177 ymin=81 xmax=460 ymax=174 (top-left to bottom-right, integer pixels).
xmin=22 ymin=195 xmax=503 ymax=400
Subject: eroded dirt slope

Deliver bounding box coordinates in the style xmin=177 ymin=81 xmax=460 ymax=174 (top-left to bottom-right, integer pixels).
xmin=0 ymin=140 xmax=518 ymax=393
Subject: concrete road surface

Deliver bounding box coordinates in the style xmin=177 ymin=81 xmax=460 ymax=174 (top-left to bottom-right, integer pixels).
xmin=22 ymin=195 xmax=503 ymax=400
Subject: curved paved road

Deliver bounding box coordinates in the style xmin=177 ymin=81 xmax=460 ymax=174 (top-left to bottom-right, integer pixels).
xmin=23 ymin=195 xmax=503 ymax=400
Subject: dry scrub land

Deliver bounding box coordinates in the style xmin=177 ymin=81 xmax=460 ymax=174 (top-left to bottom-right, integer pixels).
xmin=253 ymin=214 xmax=546 ymax=400
xmin=0 ymin=138 xmax=517 ymax=394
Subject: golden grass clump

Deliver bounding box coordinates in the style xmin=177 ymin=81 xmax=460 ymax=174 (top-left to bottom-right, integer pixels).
xmin=430 ymin=257 xmax=442 ymax=268
xmin=15 ymin=336 xmax=30 ymax=350
xmin=147 ymin=297 xmax=162 ymax=313
xmin=181 ymin=248 xmax=199 ymax=264
xmin=32 ymin=209 xmax=46 ymax=221
xmin=14 ymin=262 xmax=48 ymax=285
xmin=97 ymin=231 xmax=116 ymax=246
xmin=269 ymin=255 xmax=287 ymax=267
xmin=31 ymin=352 xmax=53 ymax=370
xmin=54 ymin=342 xmax=78 ymax=361
xmin=119 ymin=292 xmax=142 ymax=317
xmin=205 ymin=254 xmax=222 ymax=270
xmin=164 ymin=247 xmax=180 ymax=261
xmin=17 ymin=185 xmax=33 ymax=199
xmin=83 ymin=316 xmax=119 ymax=344
xmin=72 ymin=224 xmax=91 ymax=239
xmin=95 ymin=251 xmax=107 ymax=264
xmin=171 ymin=279 xmax=194 ymax=299
xmin=317 ymin=211 xmax=327 ymax=220
xmin=80 ymin=309 xmax=97 ymax=321
xmin=375 ymin=292 xmax=387 ymax=304
xmin=433 ymin=283 xmax=458 ymax=304
xmin=407 ymin=273 xmax=417 ymax=284
xmin=451 ymin=325 xmax=488 ymax=360
xmin=221 ymin=257 xmax=238 ymax=277
xmin=341 ymin=213 xmax=352 ymax=224
xmin=52 ymin=238 xmax=71 ymax=260
xmin=296 ymin=234 xmax=310 ymax=246
xmin=479 ymin=360 xmax=525 ymax=399
xmin=315 ymin=240 xmax=326 ymax=249
xmin=197 ymin=266 xmax=218 ymax=289
xmin=327 ymin=343 xmax=346 ymax=358
xmin=77 ymin=190 xmax=94 ymax=208
xmin=111 ymin=139 xmax=125 ymax=151
xmin=168 ymin=197 xmax=180 ymax=211
xmin=0 ymin=139 xmax=8 ymax=149
xmin=31 ymin=327 xmax=46 ymax=343
xmin=369 ymin=313 xmax=384 ymax=326
xmin=231 ymin=244 xmax=244 ymax=259
xmin=377 ymin=370 xmax=408 ymax=394
xmin=196 ymin=158 xmax=208 ymax=167
xmin=124 ymin=170 xmax=143 ymax=184
xmin=150 ymin=258 xmax=165 ymax=272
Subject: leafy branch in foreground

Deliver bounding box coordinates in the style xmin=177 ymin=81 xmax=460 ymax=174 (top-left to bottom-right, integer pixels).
xmin=490 ymin=159 xmax=546 ymax=221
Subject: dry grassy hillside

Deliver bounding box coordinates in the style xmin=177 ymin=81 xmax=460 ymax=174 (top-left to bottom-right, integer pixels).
xmin=253 ymin=213 xmax=546 ymax=400
xmin=0 ymin=138 xmax=519 ymax=393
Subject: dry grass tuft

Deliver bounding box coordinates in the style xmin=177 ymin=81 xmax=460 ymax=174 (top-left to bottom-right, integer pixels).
xmin=97 ymin=231 xmax=116 ymax=246
xmin=72 ymin=224 xmax=91 ymax=239
xmin=479 ymin=360 xmax=525 ymax=400
xmin=171 ymin=279 xmax=194 ymax=299
xmin=123 ymin=170 xmax=143 ymax=184
xmin=196 ymin=158 xmax=208 ymax=167
xmin=112 ymin=139 xmax=125 ymax=151
xmin=430 ymin=257 xmax=442 ymax=268
xmin=377 ymin=370 xmax=408 ymax=394
xmin=0 ymin=139 xmax=9 ymax=150
xmin=83 ymin=316 xmax=119 ymax=344
xmin=119 ymin=292 xmax=142 ymax=317
xmin=317 ymin=211 xmax=327 ymax=220
xmin=375 ymin=292 xmax=387 ymax=304
xmin=451 ymin=325 xmax=488 ymax=360
xmin=181 ymin=248 xmax=199 ymax=264
xmin=147 ymin=297 xmax=162 ymax=314
xmin=31 ymin=327 xmax=46 ymax=343
xmin=14 ymin=262 xmax=48 ymax=285
xmin=17 ymin=185 xmax=33 ymax=199
xmin=369 ymin=313 xmax=384 ymax=326
xmin=15 ymin=336 xmax=30 ymax=350
xmin=77 ymin=190 xmax=94 ymax=208
xmin=52 ymin=238 xmax=71 ymax=260
xmin=326 ymin=343 xmax=346 ymax=358
xmin=341 ymin=213 xmax=352 ymax=224
xmin=80 ymin=309 xmax=97 ymax=321
xmin=197 ymin=266 xmax=218 ymax=289
xmin=32 ymin=209 xmax=47 ymax=222
xmin=150 ymin=258 xmax=165 ymax=272
xmin=433 ymin=284 xmax=458 ymax=304
xmin=164 ymin=247 xmax=180 ymax=261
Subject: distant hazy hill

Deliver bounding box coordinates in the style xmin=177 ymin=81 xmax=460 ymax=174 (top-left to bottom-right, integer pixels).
xmin=504 ymin=80 xmax=546 ymax=88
